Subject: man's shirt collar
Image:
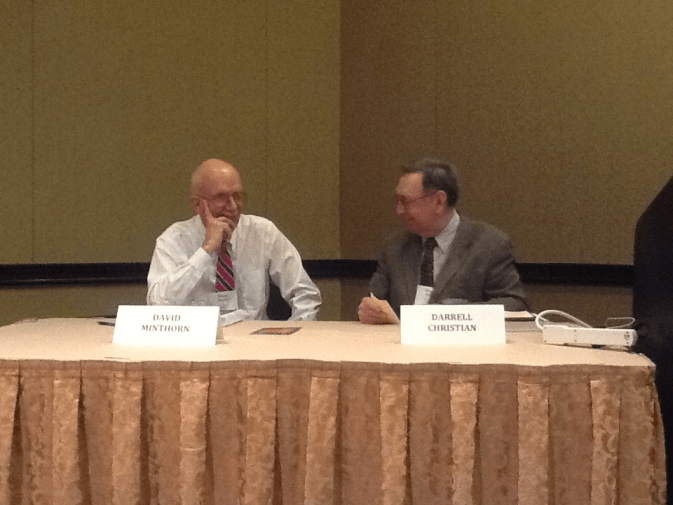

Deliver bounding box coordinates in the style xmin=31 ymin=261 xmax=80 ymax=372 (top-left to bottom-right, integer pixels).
xmin=432 ymin=210 xmax=460 ymax=253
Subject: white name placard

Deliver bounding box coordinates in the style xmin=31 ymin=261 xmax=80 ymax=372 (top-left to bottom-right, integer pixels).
xmin=400 ymin=304 xmax=506 ymax=346
xmin=112 ymin=305 xmax=219 ymax=347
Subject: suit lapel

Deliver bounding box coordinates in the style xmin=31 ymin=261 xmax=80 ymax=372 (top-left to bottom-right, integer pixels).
xmin=432 ymin=220 xmax=477 ymax=300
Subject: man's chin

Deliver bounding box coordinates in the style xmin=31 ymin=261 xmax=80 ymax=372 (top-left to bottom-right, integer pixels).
xmin=403 ymin=222 xmax=430 ymax=238
xmin=401 ymin=219 xmax=419 ymax=234
xmin=226 ymin=215 xmax=241 ymax=227
xmin=215 ymin=213 xmax=240 ymax=223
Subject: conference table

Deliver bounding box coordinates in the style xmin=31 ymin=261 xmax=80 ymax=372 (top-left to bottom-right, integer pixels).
xmin=0 ymin=318 xmax=665 ymax=505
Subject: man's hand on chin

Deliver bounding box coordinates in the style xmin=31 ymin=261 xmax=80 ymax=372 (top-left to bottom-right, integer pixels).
xmin=199 ymin=199 xmax=235 ymax=253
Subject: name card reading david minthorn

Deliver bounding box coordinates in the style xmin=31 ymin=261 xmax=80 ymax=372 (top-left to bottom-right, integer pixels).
xmin=400 ymin=305 xmax=506 ymax=345
xmin=113 ymin=305 xmax=219 ymax=347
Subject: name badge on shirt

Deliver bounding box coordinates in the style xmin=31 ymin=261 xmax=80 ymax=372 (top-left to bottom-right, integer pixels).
xmin=414 ymin=285 xmax=433 ymax=305
xmin=208 ymin=291 xmax=239 ymax=313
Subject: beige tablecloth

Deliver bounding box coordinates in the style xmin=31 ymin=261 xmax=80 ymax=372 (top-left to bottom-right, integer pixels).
xmin=0 ymin=318 xmax=665 ymax=505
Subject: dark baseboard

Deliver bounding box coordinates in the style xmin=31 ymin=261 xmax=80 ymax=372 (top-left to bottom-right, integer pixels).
xmin=0 ymin=261 xmax=633 ymax=288
xmin=516 ymin=263 xmax=632 ymax=287
xmin=0 ymin=263 xmax=150 ymax=287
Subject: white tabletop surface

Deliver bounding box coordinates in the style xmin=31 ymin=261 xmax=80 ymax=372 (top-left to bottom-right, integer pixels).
xmin=0 ymin=318 xmax=652 ymax=368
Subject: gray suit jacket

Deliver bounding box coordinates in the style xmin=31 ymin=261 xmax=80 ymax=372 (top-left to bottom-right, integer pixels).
xmin=369 ymin=217 xmax=528 ymax=315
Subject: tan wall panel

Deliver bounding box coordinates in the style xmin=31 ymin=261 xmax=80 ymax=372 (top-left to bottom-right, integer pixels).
xmin=266 ymin=0 xmax=340 ymax=259
xmin=15 ymin=0 xmax=341 ymax=265
xmin=0 ymin=0 xmax=33 ymax=263
xmin=340 ymin=0 xmax=438 ymax=259
xmin=31 ymin=0 xmax=269 ymax=264
xmin=436 ymin=0 xmax=673 ymax=264
xmin=0 ymin=284 xmax=147 ymax=326
xmin=341 ymin=0 xmax=673 ymax=264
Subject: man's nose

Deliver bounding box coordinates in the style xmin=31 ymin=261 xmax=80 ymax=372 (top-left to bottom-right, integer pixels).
xmin=221 ymin=195 xmax=237 ymax=209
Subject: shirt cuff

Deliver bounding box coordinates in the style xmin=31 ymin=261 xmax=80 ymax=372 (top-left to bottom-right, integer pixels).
xmin=190 ymin=246 xmax=216 ymax=270
xmin=219 ymin=310 xmax=246 ymax=327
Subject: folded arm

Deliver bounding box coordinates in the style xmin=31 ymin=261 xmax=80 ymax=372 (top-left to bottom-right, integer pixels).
xmin=147 ymin=238 xmax=213 ymax=306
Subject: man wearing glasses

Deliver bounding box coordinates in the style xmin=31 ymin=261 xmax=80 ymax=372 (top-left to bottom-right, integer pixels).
xmin=147 ymin=158 xmax=321 ymax=324
xmin=358 ymin=157 xmax=526 ymax=324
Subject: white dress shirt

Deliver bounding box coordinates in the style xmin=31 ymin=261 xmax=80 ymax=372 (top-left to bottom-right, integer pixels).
xmin=147 ymin=214 xmax=321 ymax=325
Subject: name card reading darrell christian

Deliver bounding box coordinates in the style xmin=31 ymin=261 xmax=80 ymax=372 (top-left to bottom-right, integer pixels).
xmin=400 ymin=304 xmax=506 ymax=345
xmin=112 ymin=305 xmax=219 ymax=347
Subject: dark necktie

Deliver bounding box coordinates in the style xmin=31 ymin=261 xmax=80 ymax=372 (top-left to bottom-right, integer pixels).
xmin=419 ymin=237 xmax=437 ymax=287
xmin=215 ymin=241 xmax=235 ymax=291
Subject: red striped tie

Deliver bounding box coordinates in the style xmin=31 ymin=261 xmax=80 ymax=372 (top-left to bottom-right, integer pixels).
xmin=215 ymin=241 xmax=235 ymax=291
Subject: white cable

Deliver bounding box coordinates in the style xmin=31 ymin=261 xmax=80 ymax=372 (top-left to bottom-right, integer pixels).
xmin=604 ymin=317 xmax=636 ymax=329
xmin=535 ymin=309 xmax=592 ymax=330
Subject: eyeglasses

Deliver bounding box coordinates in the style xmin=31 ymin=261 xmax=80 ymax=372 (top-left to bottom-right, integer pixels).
xmin=393 ymin=191 xmax=437 ymax=209
xmin=201 ymin=191 xmax=246 ymax=207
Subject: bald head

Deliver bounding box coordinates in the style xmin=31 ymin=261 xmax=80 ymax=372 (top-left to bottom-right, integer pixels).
xmin=190 ymin=158 xmax=244 ymax=226
xmin=190 ymin=158 xmax=242 ymax=198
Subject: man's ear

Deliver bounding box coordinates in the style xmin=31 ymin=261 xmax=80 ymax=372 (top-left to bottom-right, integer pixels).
xmin=190 ymin=197 xmax=200 ymax=216
xmin=436 ymin=190 xmax=447 ymax=208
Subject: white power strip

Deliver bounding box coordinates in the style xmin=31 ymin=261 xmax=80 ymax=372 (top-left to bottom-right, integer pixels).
xmin=542 ymin=325 xmax=637 ymax=347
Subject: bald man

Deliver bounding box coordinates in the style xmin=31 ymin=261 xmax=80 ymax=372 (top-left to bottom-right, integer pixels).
xmin=147 ymin=158 xmax=321 ymax=324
